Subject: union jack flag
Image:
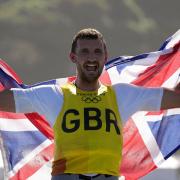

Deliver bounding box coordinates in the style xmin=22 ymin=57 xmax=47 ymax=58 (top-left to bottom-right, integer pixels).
xmin=0 ymin=30 xmax=180 ymax=180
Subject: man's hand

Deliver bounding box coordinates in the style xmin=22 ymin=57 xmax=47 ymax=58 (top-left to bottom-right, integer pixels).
xmin=174 ymin=82 xmax=180 ymax=92
xmin=161 ymin=82 xmax=180 ymax=110
xmin=0 ymin=90 xmax=15 ymax=112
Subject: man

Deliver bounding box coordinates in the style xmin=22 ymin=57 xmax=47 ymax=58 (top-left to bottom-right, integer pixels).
xmin=0 ymin=28 xmax=180 ymax=180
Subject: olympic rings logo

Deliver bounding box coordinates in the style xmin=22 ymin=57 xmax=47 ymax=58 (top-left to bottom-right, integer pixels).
xmin=81 ymin=95 xmax=102 ymax=103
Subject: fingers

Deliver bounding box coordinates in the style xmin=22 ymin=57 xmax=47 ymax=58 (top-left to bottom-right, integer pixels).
xmin=174 ymin=82 xmax=180 ymax=92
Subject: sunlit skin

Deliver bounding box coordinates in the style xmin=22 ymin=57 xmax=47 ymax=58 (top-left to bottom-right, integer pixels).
xmin=70 ymin=39 xmax=108 ymax=91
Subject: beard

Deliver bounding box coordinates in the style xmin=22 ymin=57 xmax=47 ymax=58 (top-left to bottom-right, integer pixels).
xmin=78 ymin=66 xmax=103 ymax=83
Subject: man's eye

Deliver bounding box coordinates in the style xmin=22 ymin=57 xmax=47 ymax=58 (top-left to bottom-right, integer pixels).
xmin=95 ymin=49 xmax=103 ymax=54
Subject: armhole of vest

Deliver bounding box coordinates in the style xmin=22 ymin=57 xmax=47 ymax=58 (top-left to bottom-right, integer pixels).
xmin=109 ymin=86 xmax=117 ymax=104
xmin=60 ymin=83 xmax=70 ymax=97
xmin=111 ymin=85 xmax=119 ymax=108
xmin=52 ymin=85 xmax=66 ymax=128
xmin=110 ymin=85 xmax=123 ymax=125
xmin=54 ymin=83 xmax=73 ymax=125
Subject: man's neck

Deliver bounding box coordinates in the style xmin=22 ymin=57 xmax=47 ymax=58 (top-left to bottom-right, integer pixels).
xmin=75 ymin=78 xmax=100 ymax=91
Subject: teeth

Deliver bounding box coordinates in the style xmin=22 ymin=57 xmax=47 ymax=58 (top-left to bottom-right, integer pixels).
xmin=85 ymin=64 xmax=97 ymax=71
xmin=87 ymin=64 xmax=96 ymax=67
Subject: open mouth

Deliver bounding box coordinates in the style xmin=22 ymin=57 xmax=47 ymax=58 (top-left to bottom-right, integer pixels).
xmin=85 ymin=64 xmax=98 ymax=71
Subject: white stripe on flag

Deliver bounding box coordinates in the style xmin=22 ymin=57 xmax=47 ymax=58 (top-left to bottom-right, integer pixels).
xmin=108 ymin=66 xmax=122 ymax=84
xmin=108 ymin=48 xmax=174 ymax=85
xmin=8 ymin=139 xmax=53 ymax=178
xmin=131 ymin=70 xmax=180 ymax=167
xmin=0 ymin=64 xmax=16 ymax=81
xmin=166 ymin=108 xmax=180 ymax=116
xmin=161 ymin=69 xmax=180 ymax=89
xmin=132 ymin=111 xmax=165 ymax=167
xmin=165 ymin=29 xmax=180 ymax=49
xmin=141 ymin=108 xmax=180 ymax=123
xmin=143 ymin=114 xmax=164 ymax=122
xmin=0 ymin=118 xmax=37 ymax=131
xmin=108 ymin=53 xmax=160 ymax=84
xmin=56 ymin=78 xmax=68 ymax=86
xmin=27 ymin=160 xmax=52 ymax=180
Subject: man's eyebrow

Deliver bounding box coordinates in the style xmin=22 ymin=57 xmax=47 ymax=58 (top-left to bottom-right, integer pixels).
xmin=80 ymin=48 xmax=89 ymax=51
xmin=95 ymin=48 xmax=103 ymax=51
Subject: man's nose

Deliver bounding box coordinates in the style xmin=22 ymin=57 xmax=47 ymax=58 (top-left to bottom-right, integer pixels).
xmin=87 ymin=53 xmax=97 ymax=61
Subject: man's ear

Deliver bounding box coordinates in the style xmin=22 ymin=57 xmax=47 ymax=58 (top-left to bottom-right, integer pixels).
xmin=69 ymin=52 xmax=76 ymax=63
xmin=105 ymin=51 xmax=108 ymax=64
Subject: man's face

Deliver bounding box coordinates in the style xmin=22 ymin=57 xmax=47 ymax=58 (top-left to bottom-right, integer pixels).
xmin=70 ymin=38 xmax=107 ymax=83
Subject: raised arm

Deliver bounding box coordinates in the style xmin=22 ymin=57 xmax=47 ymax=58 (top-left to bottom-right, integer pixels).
xmin=0 ymin=89 xmax=16 ymax=112
xmin=113 ymin=82 xmax=180 ymax=124
xmin=161 ymin=82 xmax=180 ymax=109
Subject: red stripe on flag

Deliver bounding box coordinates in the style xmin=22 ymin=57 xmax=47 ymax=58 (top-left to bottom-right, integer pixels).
xmin=100 ymin=70 xmax=112 ymax=85
xmin=0 ymin=112 xmax=28 ymax=119
xmin=120 ymin=43 xmax=180 ymax=179
xmin=146 ymin=111 xmax=165 ymax=116
xmin=67 ymin=76 xmax=76 ymax=83
xmin=120 ymin=119 xmax=157 ymax=180
xmin=132 ymin=42 xmax=180 ymax=87
xmin=26 ymin=113 xmax=54 ymax=140
xmin=0 ymin=59 xmax=23 ymax=84
xmin=9 ymin=143 xmax=54 ymax=180
xmin=0 ymin=82 xmax=5 ymax=91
